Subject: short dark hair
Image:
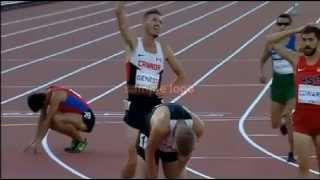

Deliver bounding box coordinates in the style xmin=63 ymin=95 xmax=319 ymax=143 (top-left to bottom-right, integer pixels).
xmin=143 ymin=9 xmax=161 ymax=20
xmin=301 ymin=25 xmax=320 ymax=40
xmin=277 ymin=13 xmax=292 ymax=24
xmin=175 ymin=121 xmax=196 ymax=157
xmin=27 ymin=93 xmax=46 ymax=112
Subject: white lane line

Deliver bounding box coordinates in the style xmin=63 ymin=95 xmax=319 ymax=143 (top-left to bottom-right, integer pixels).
xmin=238 ymin=80 xmax=320 ymax=175
xmin=1 ymin=1 xmax=237 ymax=104
xmin=2 ymin=58 xmax=263 ymax=62
xmin=2 ymin=117 xmax=270 ymax=122
xmin=1 ymin=2 xmax=110 ymax=26
xmin=200 ymin=83 xmax=264 ymax=87
xmin=42 ymin=132 xmax=90 ymax=179
xmin=1 ymin=1 xmax=202 ymax=73
xmin=248 ymin=134 xmax=279 ymax=137
xmin=1 ymin=1 xmax=172 ymax=54
xmin=1 ymin=2 xmax=142 ymax=38
xmin=185 ymin=167 xmax=214 ymax=179
xmin=1 ymin=117 xmax=270 ymax=127
xmin=171 ymin=2 xmax=273 ymax=103
xmin=191 ymin=156 xmax=317 ymax=160
xmin=1 ymin=83 xmax=263 ymax=88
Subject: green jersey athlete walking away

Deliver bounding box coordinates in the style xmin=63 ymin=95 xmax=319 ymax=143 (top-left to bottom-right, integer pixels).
xmin=259 ymin=13 xmax=296 ymax=163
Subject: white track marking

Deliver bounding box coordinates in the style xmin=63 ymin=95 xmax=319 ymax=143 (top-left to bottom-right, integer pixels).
xmin=1 ymin=118 xmax=270 ymax=127
xmin=1 ymin=2 xmax=142 ymax=38
xmin=171 ymin=2 xmax=273 ymax=103
xmin=191 ymin=156 xmax=317 ymax=160
xmin=1 ymin=1 xmax=173 ymax=56
xmin=1 ymin=2 xmax=237 ymax=104
xmin=1 ymin=1 xmax=209 ymax=73
xmin=239 ymin=80 xmax=320 ymax=175
xmin=42 ymin=132 xmax=90 ymax=179
xmin=2 ymin=83 xmax=263 ymax=88
xmin=248 ymin=134 xmax=279 ymax=137
xmin=1 ymin=2 xmax=110 ymax=26
xmin=1 ymin=1 xmax=212 ymax=54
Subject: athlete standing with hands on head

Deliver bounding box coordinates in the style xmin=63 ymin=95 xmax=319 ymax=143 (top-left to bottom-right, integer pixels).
xmin=115 ymin=1 xmax=186 ymax=178
xmin=267 ymin=24 xmax=320 ymax=178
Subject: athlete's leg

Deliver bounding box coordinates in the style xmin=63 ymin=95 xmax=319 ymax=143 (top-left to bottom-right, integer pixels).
xmin=271 ymin=101 xmax=286 ymax=129
xmin=312 ymin=134 xmax=320 ymax=175
xmin=51 ymin=113 xmax=89 ymax=152
xmin=282 ymin=98 xmax=296 ymax=162
xmin=121 ymin=124 xmax=139 ymax=178
xmin=53 ymin=113 xmax=87 ymax=131
xmin=293 ymin=132 xmax=313 ymax=178
xmin=51 ymin=113 xmax=86 ymax=142
xmin=134 ymin=155 xmax=147 ymax=179
xmin=162 ymin=159 xmax=188 ymax=179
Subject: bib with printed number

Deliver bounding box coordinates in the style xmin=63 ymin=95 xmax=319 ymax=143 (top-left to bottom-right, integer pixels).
xmin=298 ymin=84 xmax=320 ymax=105
xmin=135 ymin=70 xmax=160 ymax=91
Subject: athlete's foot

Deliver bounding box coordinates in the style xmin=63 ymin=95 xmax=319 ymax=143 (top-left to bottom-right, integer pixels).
xmin=287 ymin=152 xmax=296 ymax=163
xmin=64 ymin=139 xmax=79 ymax=152
xmin=280 ymin=124 xmax=288 ymax=135
xmin=67 ymin=139 xmax=88 ymax=153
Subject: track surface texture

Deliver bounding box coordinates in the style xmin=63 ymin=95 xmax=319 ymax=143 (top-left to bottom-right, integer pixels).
xmin=1 ymin=1 xmax=320 ymax=178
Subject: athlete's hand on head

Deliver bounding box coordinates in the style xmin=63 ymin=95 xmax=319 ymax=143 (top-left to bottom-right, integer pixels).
xmin=24 ymin=141 xmax=40 ymax=154
xmin=295 ymin=22 xmax=314 ymax=33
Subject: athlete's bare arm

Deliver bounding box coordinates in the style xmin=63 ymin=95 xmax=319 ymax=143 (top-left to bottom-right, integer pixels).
xmin=34 ymin=92 xmax=62 ymax=144
xmin=266 ymin=26 xmax=305 ymax=67
xmin=164 ymin=45 xmax=186 ymax=86
xmin=259 ymin=43 xmax=272 ymax=83
xmin=25 ymin=92 xmax=63 ymax=153
xmin=146 ymin=107 xmax=170 ymax=178
xmin=115 ymin=1 xmax=137 ymax=51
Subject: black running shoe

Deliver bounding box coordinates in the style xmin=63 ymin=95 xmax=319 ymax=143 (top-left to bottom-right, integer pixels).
xmin=287 ymin=152 xmax=296 ymax=163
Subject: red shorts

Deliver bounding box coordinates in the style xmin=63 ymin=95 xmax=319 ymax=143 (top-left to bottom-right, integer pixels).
xmin=293 ymin=107 xmax=320 ymax=136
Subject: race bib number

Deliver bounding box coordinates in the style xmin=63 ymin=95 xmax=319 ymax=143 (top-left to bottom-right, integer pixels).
xmin=139 ymin=133 xmax=148 ymax=149
xmin=298 ymin=84 xmax=320 ymax=105
xmin=135 ymin=70 xmax=160 ymax=91
xmin=83 ymin=111 xmax=92 ymax=120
